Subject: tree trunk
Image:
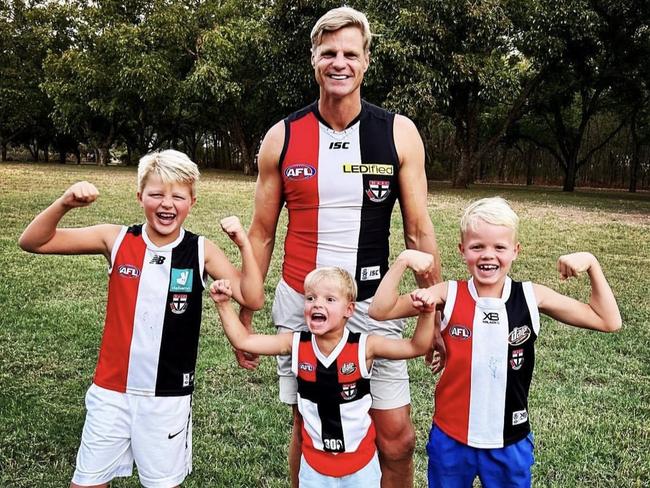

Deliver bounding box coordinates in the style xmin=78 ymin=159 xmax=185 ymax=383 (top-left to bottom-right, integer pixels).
xmin=98 ymin=145 xmax=110 ymax=166
xmin=1 ymin=141 xmax=6 ymax=162
xmin=59 ymin=149 xmax=66 ymax=164
xmin=629 ymin=115 xmax=640 ymax=193
xmin=562 ymin=152 xmax=579 ymax=192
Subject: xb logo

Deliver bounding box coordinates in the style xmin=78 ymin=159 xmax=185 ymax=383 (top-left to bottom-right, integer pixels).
xmin=483 ymin=312 xmax=499 ymax=322
xmin=329 ymin=141 xmax=350 ymax=150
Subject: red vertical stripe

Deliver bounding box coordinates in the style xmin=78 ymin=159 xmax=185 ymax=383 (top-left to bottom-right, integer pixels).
xmin=282 ymin=113 xmax=320 ymax=293
xmin=434 ymin=281 xmax=475 ymax=444
xmin=337 ymin=342 xmax=362 ymax=383
xmin=297 ymin=339 xmax=317 ymax=382
xmin=94 ymin=233 xmax=146 ymax=392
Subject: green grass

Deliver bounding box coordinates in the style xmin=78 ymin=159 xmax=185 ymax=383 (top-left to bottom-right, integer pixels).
xmin=1 ymin=162 xmax=648 ymax=487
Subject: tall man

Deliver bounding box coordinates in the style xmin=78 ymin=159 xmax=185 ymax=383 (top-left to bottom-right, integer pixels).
xmin=240 ymin=7 xmax=442 ymax=487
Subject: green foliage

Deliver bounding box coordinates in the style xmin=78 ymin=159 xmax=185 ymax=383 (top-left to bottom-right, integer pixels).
xmin=1 ymin=163 xmax=649 ymax=487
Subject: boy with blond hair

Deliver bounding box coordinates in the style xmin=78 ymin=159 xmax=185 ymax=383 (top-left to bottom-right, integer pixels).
xmin=210 ymin=264 xmax=436 ymax=488
xmin=19 ymin=149 xmax=264 ymax=488
xmin=370 ymin=196 xmax=621 ymax=488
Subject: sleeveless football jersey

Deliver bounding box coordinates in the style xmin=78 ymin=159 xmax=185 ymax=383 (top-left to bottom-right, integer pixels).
xmin=94 ymin=224 xmax=206 ymax=396
xmin=434 ymin=278 xmax=540 ymax=448
xmin=291 ymin=329 xmax=376 ymax=477
xmin=280 ymin=100 xmax=400 ymax=301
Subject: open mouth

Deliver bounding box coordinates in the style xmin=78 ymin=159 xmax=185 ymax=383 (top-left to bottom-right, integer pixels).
xmin=156 ymin=212 xmax=176 ymax=223
xmin=329 ymin=74 xmax=350 ymax=80
xmin=478 ymin=264 xmax=498 ymax=271
xmin=310 ymin=312 xmax=327 ymax=323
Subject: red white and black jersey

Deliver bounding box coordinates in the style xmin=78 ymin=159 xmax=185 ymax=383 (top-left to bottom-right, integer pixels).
xmin=434 ymin=278 xmax=540 ymax=448
xmin=94 ymin=224 xmax=206 ymax=397
xmin=291 ymin=329 xmax=376 ymax=477
xmin=280 ymin=101 xmax=400 ymax=301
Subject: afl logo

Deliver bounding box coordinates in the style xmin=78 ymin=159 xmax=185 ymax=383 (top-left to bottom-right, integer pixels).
xmin=449 ymin=325 xmax=471 ymax=340
xmin=285 ymin=164 xmax=316 ymax=180
xmin=118 ymin=264 xmax=140 ymax=278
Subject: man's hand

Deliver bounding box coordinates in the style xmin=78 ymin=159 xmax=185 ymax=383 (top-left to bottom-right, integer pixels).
xmin=61 ymin=181 xmax=99 ymax=209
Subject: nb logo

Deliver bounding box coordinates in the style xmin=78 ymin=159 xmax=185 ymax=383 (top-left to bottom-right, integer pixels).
xmin=150 ymin=255 xmax=165 ymax=265
xmin=329 ymin=141 xmax=350 ymax=150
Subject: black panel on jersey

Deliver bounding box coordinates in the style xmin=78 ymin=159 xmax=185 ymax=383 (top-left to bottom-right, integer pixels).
xmin=155 ymin=231 xmax=204 ymax=396
xmin=502 ymin=281 xmax=537 ymax=444
xmin=357 ymin=101 xmax=400 ymax=301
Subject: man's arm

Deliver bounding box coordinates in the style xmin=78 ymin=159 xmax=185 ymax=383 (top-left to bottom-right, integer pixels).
xmin=394 ymin=114 xmax=442 ymax=287
xmin=235 ymin=121 xmax=286 ymax=368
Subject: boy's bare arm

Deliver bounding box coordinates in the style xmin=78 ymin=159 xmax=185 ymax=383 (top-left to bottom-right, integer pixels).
xmin=18 ymin=181 xmax=119 ymax=258
xmin=535 ymin=252 xmax=622 ymax=332
xmin=369 ymin=249 xmax=434 ymax=320
xmin=367 ymin=286 xmax=443 ymax=360
xmin=210 ymin=280 xmax=292 ymax=356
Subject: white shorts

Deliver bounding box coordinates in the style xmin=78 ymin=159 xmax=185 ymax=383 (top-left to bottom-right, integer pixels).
xmin=272 ymin=279 xmax=410 ymax=410
xmin=72 ymin=383 xmax=192 ymax=488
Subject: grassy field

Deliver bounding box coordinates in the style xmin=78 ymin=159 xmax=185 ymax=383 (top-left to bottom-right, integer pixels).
xmin=1 ymin=162 xmax=649 ymax=487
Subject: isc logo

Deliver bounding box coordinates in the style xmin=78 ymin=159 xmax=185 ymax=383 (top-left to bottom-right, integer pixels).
xmin=284 ymin=164 xmax=316 ymax=180
xmin=329 ymin=141 xmax=350 ymax=149
xmin=118 ymin=264 xmax=140 ymax=278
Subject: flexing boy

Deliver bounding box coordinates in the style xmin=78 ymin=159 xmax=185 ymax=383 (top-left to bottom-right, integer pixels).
xmin=19 ymin=149 xmax=264 ymax=488
xmin=369 ymin=197 xmax=621 ymax=488
xmin=210 ymin=265 xmax=435 ymax=488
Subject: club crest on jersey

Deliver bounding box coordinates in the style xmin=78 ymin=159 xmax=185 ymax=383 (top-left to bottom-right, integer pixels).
xmin=284 ymin=163 xmax=316 ymax=180
xmin=341 ymin=382 xmax=357 ymax=401
xmin=170 ymin=268 xmax=193 ymax=292
xmin=449 ymin=325 xmax=471 ymax=340
xmin=340 ymin=362 xmax=356 ymax=375
xmin=510 ymin=348 xmax=524 ymax=370
xmin=366 ymin=180 xmax=391 ymax=203
xmin=118 ymin=264 xmax=140 ymax=278
xmin=512 ymin=409 xmax=528 ymax=426
xmin=508 ymin=326 xmax=532 ymax=346
xmin=170 ymin=294 xmax=188 ymax=314
xmin=299 ymin=362 xmax=314 ymax=372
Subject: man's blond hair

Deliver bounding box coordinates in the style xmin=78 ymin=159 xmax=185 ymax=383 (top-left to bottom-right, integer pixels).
xmin=460 ymin=197 xmax=519 ymax=239
xmin=304 ymin=267 xmax=358 ymax=303
xmin=310 ymin=7 xmax=372 ymax=55
xmin=137 ymin=149 xmax=200 ymax=197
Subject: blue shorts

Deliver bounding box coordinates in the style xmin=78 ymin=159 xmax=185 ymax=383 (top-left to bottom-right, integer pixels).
xmin=426 ymin=425 xmax=534 ymax=488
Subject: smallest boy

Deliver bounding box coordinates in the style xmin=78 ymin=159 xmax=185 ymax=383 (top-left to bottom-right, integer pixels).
xmin=19 ymin=149 xmax=264 ymax=488
xmin=210 ymin=265 xmax=435 ymax=488
xmin=369 ymin=197 xmax=622 ymax=488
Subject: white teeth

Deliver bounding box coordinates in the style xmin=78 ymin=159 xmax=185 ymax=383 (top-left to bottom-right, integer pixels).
xmin=330 ymin=75 xmax=348 ymax=79
xmin=478 ymin=264 xmax=498 ymax=270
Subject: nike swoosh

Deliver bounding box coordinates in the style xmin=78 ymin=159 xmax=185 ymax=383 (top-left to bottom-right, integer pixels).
xmin=168 ymin=428 xmax=184 ymax=439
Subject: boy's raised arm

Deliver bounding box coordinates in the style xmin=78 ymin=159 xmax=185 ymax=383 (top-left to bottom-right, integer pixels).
xmin=535 ymin=252 xmax=622 ymax=332
xmin=19 ymin=181 xmax=118 ymax=258
xmin=204 ymin=216 xmax=265 ymax=312
xmin=210 ymin=280 xmax=291 ymax=356
xmin=369 ymin=249 xmax=434 ymax=320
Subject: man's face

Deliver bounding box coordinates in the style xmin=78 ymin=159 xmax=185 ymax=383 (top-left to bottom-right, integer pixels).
xmin=312 ymin=26 xmax=369 ymax=101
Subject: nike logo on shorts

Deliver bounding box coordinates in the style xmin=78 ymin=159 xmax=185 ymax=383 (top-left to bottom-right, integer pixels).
xmin=168 ymin=428 xmax=184 ymax=439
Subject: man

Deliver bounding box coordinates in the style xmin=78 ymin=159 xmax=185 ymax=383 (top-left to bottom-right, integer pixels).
xmin=239 ymin=7 xmax=442 ymax=488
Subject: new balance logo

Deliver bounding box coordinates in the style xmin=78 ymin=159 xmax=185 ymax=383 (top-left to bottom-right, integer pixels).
xmin=150 ymin=255 xmax=166 ymax=265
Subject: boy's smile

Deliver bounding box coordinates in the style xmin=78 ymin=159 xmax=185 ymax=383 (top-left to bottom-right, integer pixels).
xmin=138 ymin=175 xmax=196 ymax=246
xmin=459 ymin=219 xmax=520 ymax=297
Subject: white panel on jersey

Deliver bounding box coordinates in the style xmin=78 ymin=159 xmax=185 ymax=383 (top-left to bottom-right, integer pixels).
xmin=299 ymin=396 xmax=325 ymax=451
xmin=339 ymin=394 xmax=373 ymax=452
xmin=126 ymin=227 xmax=184 ymax=395
xmin=467 ymin=279 xmax=510 ymax=448
xmin=316 ymin=123 xmax=362 ymax=279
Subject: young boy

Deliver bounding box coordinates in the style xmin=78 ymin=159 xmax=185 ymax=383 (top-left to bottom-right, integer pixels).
xmin=19 ymin=149 xmax=264 ymax=488
xmin=209 ymin=265 xmax=436 ymax=488
xmin=369 ymin=197 xmax=622 ymax=488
